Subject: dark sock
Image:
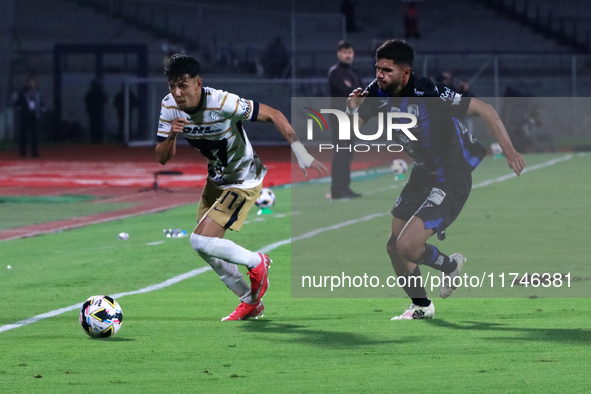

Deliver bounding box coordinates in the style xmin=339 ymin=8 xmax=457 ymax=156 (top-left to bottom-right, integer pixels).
xmin=399 ymin=266 xmax=430 ymax=307
xmin=415 ymin=244 xmax=457 ymax=274
xmin=412 ymin=298 xmax=431 ymax=307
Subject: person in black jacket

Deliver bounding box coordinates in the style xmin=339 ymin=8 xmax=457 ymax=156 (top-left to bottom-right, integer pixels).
xmin=85 ymin=79 xmax=108 ymax=144
xmin=14 ymin=77 xmax=45 ymax=157
xmin=349 ymin=39 xmax=525 ymax=320
xmin=328 ymin=40 xmax=364 ymax=199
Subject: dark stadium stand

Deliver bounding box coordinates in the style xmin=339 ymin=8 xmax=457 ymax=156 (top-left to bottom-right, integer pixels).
xmin=2 ymin=0 xmax=590 ymax=146
xmin=476 ymin=0 xmax=591 ymax=53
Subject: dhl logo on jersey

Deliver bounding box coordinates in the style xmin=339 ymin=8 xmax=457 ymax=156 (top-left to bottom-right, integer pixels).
xmin=182 ymin=125 xmax=223 ymax=136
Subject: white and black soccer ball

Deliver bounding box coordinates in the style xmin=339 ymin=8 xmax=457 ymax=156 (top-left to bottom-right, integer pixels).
xmin=390 ymin=159 xmax=408 ymax=175
xmin=490 ymin=142 xmax=502 ymax=155
xmin=255 ymin=188 xmax=276 ymax=208
xmin=79 ymin=295 xmax=123 ymax=338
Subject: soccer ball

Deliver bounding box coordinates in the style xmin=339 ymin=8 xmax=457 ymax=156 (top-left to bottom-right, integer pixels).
xmin=79 ymin=295 xmax=123 ymax=338
xmin=390 ymin=159 xmax=408 ymax=175
xmin=490 ymin=142 xmax=502 ymax=155
xmin=255 ymin=188 xmax=275 ymax=208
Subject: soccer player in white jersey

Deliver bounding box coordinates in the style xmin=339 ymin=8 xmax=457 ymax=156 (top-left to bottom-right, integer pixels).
xmin=156 ymin=54 xmax=328 ymax=321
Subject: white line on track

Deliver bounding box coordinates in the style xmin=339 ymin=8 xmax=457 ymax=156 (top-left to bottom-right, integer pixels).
xmin=0 ymin=154 xmax=577 ymax=334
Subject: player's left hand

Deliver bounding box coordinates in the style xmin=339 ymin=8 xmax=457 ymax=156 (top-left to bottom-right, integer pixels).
xmin=301 ymin=159 xmax=329 ymax=177
xmin=506 ymin=150 xmax=525 ymax=176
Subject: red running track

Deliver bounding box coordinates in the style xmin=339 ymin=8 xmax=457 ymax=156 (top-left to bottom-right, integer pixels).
xmin=0 ymin=144 xmax=398 ymax=241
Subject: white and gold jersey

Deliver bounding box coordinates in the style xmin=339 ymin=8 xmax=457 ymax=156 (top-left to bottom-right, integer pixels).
xmin=157 ymin=87 xmax=267 ymax=189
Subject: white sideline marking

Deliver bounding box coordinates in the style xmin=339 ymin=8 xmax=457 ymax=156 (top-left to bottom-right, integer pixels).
xmin=472 ymin=154 xmax=573 ymax=189
xmin=109 ymin=267 xmax=212 ymax=299
xmin=0 ymin=267 xmax=214 ymax=334
xmin=0 ymin=213 xmax=387 ymax=334
xmin=258 ymin=212 xmax=389 ymax=255
xmin=0 ymin=304 xmax=85 ymax=333
xmin=0 ymin=155 xmax=575 ymax=334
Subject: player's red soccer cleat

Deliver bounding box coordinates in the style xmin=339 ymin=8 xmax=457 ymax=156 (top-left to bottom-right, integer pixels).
xmin=221 ymin=301 xmax=264 ymax=321
xmin=248 ymin=253 xmax=271 ymax=302
xmin=247 ymin=301 xmax=264 ymax=320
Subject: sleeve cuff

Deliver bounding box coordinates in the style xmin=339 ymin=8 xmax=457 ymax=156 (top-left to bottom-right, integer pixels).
xmin=250 ymin=102 xmax=260 ymax=122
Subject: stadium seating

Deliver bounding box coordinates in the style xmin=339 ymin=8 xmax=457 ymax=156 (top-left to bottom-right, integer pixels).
xmin=478 ymin=0 xmax=591 ymax=52
xmin=6 ymin=0 xmax=590 ymax=144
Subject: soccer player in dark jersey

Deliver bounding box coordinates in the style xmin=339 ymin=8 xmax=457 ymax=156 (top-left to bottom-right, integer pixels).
xmin=348 ymin=39 xmax=525 ymax=320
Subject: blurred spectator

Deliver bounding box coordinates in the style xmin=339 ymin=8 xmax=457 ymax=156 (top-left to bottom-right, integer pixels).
xmin=455 ymin=79 xmax=475 ymax=132
xmin=85 ymin=79 xmax=108 ymax=144
xmin=456 ymin=79 xmax=474 ymax=97
xmin=114 ymin=84 xmax=137 ymax=142
xmin=14 ymin=76 xmax=46 ymax=157
xmin=502 ymin=87 xmax=532 ymax=153
xmin=261 ymin=37 xmax=290 ymax=78
xmin=435 ymin=71 xmax=454 ymax=89
xmin=328 ymin=40 xmax=363 ymax=199
xmin=404 ymin=2 xmax=421 ymax=39
xmin=162 ymin=41 xmax=185 ymax=71
xmin=521 ymin=104 xmax=556 ymax=153
xmin=341 ymin=0 xmax=357 ymax=33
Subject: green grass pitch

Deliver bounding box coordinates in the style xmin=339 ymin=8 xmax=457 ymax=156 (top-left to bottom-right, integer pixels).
xmin=1 ymin=153 xmax=590 ymax=393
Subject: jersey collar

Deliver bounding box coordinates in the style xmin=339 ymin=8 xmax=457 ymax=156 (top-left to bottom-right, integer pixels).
xmin=399 ymin=73 xmax=416 ymax=97
xmin=185 ymin=88 xmax=206 ymax=115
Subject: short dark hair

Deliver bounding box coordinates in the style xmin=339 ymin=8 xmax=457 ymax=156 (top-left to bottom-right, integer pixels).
xmin=165 ymin=54 xmax=201 ymax=81
xmin=375 ymin=39 xmax=414 ymax=68
xmin=337 ymin=40 xmax=354 ymax=51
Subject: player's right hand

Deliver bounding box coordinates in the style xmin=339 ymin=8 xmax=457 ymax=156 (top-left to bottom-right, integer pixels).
xmin=347 ymin=87 xmax=369 ymax=111
xmin=170 ymin=117 xmax=188 ymax=134
xmin=506 ymin=150 xmax=526 ymax=176
xmin=302 ymin=159 xmax=329 ymax=177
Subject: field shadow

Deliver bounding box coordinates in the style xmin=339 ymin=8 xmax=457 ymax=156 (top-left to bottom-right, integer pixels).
xmin=426 ymin=319 xmax=591 ymax=345
xmin=240 ymin=320 xmax=408 ymax=349
xmin=89 ymin=337 xmax=136 ymax=342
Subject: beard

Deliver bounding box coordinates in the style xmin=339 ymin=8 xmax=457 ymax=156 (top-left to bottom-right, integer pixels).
xmin=378 ymin=79 xmax=401 ymax=95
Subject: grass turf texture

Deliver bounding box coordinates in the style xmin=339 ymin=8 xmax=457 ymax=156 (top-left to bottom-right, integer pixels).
xmin=1 ymin=153 xmax=590 ymax=392
xmin=0 ymin=196 xmax=134 ymax=231
xmin=291 ymin=153 xmax=590 ymax=298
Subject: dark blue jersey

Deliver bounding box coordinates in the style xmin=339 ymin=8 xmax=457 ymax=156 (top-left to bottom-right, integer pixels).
xmin=358 ymin=73 xmax=487 ymax=181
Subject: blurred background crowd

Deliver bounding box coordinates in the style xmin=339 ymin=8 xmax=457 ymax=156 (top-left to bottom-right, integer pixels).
xmin=1 ymin=0 xmax=590 ymax=153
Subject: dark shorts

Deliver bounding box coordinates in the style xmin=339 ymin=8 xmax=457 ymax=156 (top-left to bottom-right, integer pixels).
xmin=391 ymin=171 xmax=472 ymax=241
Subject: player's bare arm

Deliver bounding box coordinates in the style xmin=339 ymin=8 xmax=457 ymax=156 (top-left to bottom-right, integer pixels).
xmin=155 ymin=117 xmax=187 ymax=165
xmin=256 ymin=103 xmax=329 ymax=177
xmin=467 ymin=98 xmax=526 ymax=175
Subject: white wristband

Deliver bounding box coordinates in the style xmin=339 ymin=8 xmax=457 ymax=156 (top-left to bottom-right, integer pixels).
xmin=291 ymin=141 xmax=315 ymax=168
xmin=345 ymin=106 xmax=358 ymax=115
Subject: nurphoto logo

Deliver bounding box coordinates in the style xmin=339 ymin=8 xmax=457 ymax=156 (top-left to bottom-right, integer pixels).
xmin=302 ymin=108 xmax=418 ymax=153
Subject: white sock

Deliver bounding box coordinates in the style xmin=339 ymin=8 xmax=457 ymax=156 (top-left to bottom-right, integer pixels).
xmin=190 ymin=233 xmax=261 ymax=269
xmin=197 ymin=252 xmax=254 ymax=304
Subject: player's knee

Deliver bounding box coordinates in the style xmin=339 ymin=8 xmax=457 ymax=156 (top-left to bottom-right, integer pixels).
xmin=386 ymin=236 xmax=399 ymax=256
xmin=190 ymin=233 xmax=216 ymax=255
xmin=396 ymin=236 xmax=419 ymax=261
xmin=199 ymin=253 xmax=222 ymax=271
